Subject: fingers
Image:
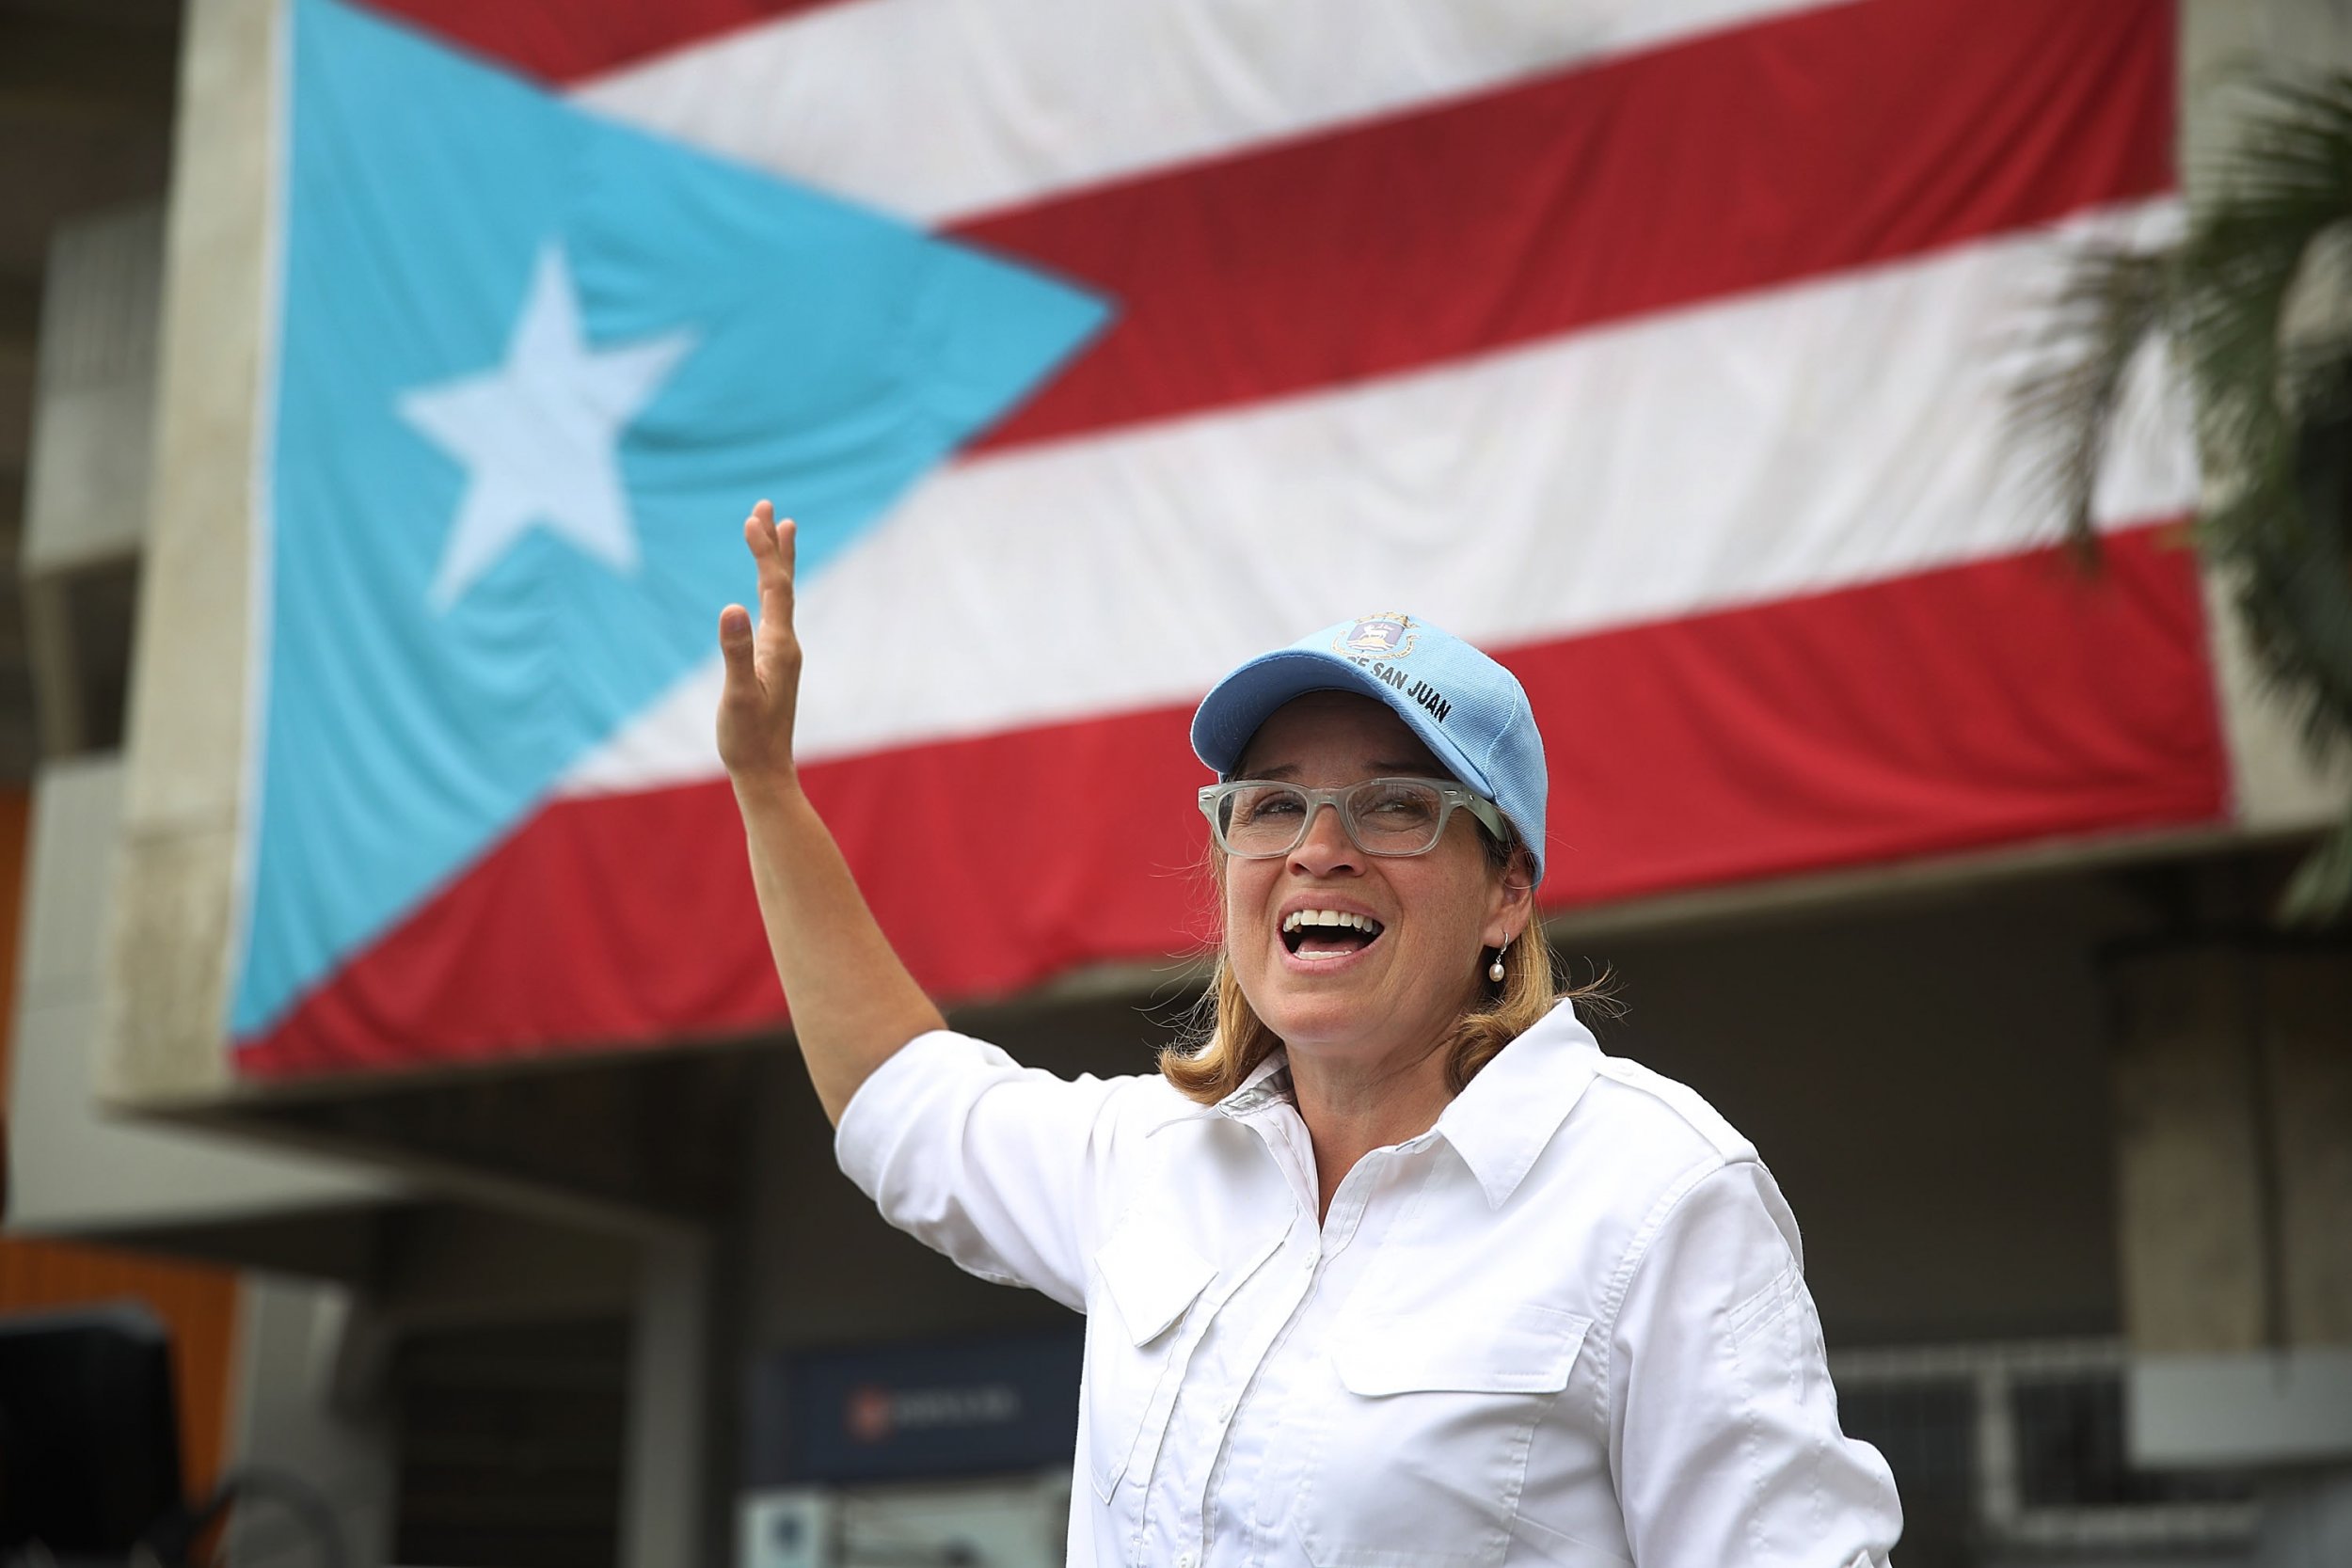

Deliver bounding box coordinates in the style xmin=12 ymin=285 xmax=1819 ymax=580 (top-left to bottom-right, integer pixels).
xmin=741 ymin=500 xmax=797 ymax=615
xmin=718 ymin=604 xmax=756 ymax=687
xmin=721 ymin=502 xmax=803 ymax=779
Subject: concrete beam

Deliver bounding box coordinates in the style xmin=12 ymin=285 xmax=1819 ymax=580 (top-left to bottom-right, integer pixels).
xmin=105 ymin=0 xmax=278 ymax=1105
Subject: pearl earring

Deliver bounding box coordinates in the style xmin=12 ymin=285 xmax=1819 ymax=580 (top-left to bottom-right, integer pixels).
xmin=1487 ymin=953 xmax=1506 ymax=983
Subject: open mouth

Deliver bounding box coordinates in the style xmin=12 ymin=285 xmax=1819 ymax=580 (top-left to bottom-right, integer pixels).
xmin=1281 ymin=909 xmax=1386 ymax=960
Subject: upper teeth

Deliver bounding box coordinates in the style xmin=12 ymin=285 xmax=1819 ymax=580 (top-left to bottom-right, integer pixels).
xmin=1283 ymin=911 xmax=1380 ymax=934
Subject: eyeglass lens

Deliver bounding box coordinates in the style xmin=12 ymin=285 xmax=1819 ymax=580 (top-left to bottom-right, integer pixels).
xmin=1215 ymin=780 xmax=1449 ymax=857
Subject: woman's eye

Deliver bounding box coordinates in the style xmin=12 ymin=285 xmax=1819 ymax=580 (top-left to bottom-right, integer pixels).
xmin=1360 ymin=788 xmax=1436 ymax=822
xmin=1236 ymin=793 xmax=1303 ymax=824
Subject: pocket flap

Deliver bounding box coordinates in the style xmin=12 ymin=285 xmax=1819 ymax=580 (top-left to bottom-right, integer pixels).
xmin=1334 ymin=1304 xmax=1591 ymax=1396
xmin=1094 ymin=1223 xmax=1216 ymax=1347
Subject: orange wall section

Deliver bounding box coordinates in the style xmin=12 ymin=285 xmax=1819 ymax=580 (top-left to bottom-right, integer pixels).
xmin=0 ymin=784 xmax=245 ymax=1502
xmin=0 ymin=1241 xmax=242 ymax=1498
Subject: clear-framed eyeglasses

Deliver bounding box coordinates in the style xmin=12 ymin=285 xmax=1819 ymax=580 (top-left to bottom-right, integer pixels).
xmin=1198 ymin=777 xmax=1507 ymax=860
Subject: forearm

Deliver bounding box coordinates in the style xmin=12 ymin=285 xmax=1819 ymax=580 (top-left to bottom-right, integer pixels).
xmin=734 ymin=770 xmax=946 ymax=1124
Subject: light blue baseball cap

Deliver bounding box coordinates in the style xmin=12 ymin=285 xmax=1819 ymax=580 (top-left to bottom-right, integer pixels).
xmin=1190 ymin=612 xmax=1549 ymax=885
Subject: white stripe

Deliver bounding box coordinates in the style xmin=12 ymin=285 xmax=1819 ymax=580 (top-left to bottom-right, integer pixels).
xmin=574 ymin=0 xmax=1855 ymax=224
xmin=564 ymin=202 xmax=2195 ymax=797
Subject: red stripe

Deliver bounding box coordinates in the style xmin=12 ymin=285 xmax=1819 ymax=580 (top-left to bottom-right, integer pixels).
xmin=358 ymin=0 xmax=851 ymax=85
xmin=957 ymin=0 xmax=2173 ymax=452
xmin=235 ymin=526 xmax=2226 ymax=1080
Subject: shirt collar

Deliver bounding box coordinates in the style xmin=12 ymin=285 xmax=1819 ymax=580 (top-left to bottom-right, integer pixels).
xmin=1147 ymin=1003 xmax=1598 ymax=1199
xmin=1431 ymin=998 xmax=1601 ymax=1209
xmin=1146 ymin=1049 xmax=1295 ymax=1134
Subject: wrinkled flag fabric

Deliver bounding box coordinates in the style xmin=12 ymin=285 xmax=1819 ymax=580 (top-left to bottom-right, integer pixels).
xmin=234 ymin=0 xmax=2213 ymax=1076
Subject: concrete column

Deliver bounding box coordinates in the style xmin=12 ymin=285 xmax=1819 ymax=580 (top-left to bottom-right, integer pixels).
xmin=224 ymin=1275 xmax=398 ymax=1568
xmin=2114 ymin=2 xmax=2352 ymax=1546
xmin=105 ymin=0 xmax=278 ymax=1107
xmin=620 ymin=1229 xmax=713 ymax=1568
xmin=2106 ymin=938 xmax=2352 ymax=1565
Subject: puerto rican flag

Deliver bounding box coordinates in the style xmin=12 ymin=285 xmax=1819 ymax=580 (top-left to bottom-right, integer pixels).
xmin=234 ymin=0 xmax=2213 ymax=1077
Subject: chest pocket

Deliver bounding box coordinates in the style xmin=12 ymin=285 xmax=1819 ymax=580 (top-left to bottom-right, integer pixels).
xmin=1304 ymin=1304 xmax=1593 ymax=1568
xmin=1333 ymin=1302 xmax=1591 ymax=1394
xmin=1084 ymin=1220 xmax=1216 ymax=1501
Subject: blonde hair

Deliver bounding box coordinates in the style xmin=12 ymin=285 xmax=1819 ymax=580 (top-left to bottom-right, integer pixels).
xmin=1158 ymin=831 xmax=1600 ymax=1104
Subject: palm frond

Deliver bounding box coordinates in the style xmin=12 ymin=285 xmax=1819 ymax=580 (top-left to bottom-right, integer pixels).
xmin=2177 ymin=75 xmax=2352 ymax=487
xmin=2280 ymin=813 xmax=2352 ymax=925
xmin=2209 ymin=474 xmax=2352 ymax=757
xmin=2008 ymin=244 xmax=2174 ymax=555
xmin=2012 ymin=69 xmax=2352 ymax=924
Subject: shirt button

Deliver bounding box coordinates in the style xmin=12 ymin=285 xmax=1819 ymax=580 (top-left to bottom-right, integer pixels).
xmin=1217 ymin=1400 xmax=1236 ymax=1421
xmin=1178 ymin=1555 xmax=1195 ymax=1568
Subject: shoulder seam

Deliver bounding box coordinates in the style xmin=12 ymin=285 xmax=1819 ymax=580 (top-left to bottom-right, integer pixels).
xmin=1589 ymin=1055 xmax=1755 ymax=1162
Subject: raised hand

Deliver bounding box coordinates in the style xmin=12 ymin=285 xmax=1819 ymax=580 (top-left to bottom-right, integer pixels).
xmin=716 ymin=499 xmax=947 ymax=1117
xmin=717 ymin=499 xmax=803 ymax=784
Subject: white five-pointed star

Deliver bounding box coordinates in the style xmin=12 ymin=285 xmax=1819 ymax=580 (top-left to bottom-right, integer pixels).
xmin=399 ymin=243 xmax=695 ymax=611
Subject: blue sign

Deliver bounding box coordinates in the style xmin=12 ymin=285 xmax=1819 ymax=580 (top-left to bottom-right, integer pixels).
xmin=747 ymin=1331 xmax=1086 ymax=1485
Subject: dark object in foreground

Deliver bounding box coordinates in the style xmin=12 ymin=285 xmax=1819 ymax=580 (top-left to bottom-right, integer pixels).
xmin=0 ymin=1303 xmax=183 ymax=1559
xmin=0 ymin=1305 xmax=347 ymax=1568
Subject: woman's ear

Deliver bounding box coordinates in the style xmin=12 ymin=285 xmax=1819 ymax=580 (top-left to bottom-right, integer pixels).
xmin=1485 ymin=845 xmax=1536 ymax=945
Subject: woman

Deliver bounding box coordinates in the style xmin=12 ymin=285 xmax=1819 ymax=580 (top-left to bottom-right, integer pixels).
xmin=718 ymin=500 xmax=1901 ymax=1567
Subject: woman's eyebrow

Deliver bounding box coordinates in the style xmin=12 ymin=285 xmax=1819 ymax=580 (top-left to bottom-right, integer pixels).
xmin=1244 ymin=759 xmax=1433 ymax=780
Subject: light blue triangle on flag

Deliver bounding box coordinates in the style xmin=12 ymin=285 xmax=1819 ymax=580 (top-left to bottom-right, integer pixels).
xmin=231 ymin=0 xmax=1111 ymax=1044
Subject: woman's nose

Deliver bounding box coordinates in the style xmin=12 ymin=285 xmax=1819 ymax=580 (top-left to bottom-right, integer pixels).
xmin=1288 ymin=801 xmax=1360 ymax=873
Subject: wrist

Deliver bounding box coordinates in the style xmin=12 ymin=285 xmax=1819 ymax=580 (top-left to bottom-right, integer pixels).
xmin=729 ymin=764 xmax=806 ymax=814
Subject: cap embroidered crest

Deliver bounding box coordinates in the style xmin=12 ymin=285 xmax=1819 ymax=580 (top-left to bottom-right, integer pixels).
xmin=1336 ymin=614 xmax=1415 ymax=659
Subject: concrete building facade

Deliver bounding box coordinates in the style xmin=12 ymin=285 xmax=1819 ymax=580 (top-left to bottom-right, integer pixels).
xmin=5 ymin=2 xmax=2349 ymax=1565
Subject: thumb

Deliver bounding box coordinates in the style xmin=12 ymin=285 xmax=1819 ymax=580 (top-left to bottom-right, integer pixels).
xmin=719 ymin=604 xmax=757 ymax=690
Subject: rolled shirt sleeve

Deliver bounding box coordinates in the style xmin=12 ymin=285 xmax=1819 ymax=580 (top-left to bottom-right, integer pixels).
xmin=834 ymin=1030 xmax=1139 ymax=1312
xmin=1608 ymin=1160 xmax=1902 ymax=1568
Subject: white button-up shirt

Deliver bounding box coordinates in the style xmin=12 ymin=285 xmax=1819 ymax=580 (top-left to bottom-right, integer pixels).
xmin=836 ymin=1000 xmax=1901 ymax=1567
